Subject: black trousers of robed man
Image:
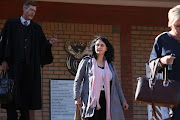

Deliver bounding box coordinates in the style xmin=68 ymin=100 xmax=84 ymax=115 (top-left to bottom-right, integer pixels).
xmin=6 ymin=60 xmax=33 ymax=120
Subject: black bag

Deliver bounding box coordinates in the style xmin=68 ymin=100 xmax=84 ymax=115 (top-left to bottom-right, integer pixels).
xmin=0 ymin=71 xmax=14 ymax=104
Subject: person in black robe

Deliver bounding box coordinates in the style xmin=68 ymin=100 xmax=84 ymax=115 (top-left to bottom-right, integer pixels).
xmin=149 ymin=5 xmax=180 ymax=120
xmin=0 ymin=1 xmax=57 ymax=120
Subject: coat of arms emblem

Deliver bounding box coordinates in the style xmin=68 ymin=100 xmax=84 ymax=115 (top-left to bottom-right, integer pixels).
xmin=65 ymin=41 xmax=91 ymax=76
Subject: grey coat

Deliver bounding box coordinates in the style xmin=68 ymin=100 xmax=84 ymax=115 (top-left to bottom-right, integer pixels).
xmin=74 ymin=57 xmax=126 ymax=120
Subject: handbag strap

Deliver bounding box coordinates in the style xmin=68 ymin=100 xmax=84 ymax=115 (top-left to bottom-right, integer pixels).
xmin=152 ymin=102 xmax=158 ymax=119
xmin=149 ymin=60 xmax=159 ymax=88
xmin=149 ymin=59 xmax=169 ymax=119
xmin=150 ymin=59 xmax=169 ymax=87
xmin=150 ymin=86 xmax=159 ymax=119
xmin=164 ymin=66 xmax=168 ymax=82
xmin=150 ymin=66 xmax=169 ymax=119
xmin=0 ymin=71 xmax=5 ymax=79
xmin=0 ymin=71 xmax=8 ymax=79
xmin=150 ymin=59 xmax=159 ymax=80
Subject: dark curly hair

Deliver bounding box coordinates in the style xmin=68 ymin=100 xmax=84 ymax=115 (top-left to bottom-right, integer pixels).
xmin=91 ymin=36 xmax=114 ymax=63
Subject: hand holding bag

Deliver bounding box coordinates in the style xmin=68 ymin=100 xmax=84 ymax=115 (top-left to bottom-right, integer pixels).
xmin=0 ymin=71 xmax=14 ymax=104
xmin=135 ymin=60 xmax=180 ymax=107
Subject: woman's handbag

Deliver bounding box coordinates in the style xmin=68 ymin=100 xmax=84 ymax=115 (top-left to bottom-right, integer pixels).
xmin=135 ymin=61 xmax=180 ymax=107
xmin=0 ymin=71 xmax=14 ymax=104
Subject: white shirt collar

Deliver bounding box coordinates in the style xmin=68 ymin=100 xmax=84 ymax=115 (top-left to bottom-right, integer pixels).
xmin=20 ymin=16 xmax=30 ymax=26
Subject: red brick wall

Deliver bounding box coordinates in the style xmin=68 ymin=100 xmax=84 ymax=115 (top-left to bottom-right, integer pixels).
xmin=0 ymin=0 xmax=171 ymax=120
xmin=0 ymin=19 xmax=122 ymax=119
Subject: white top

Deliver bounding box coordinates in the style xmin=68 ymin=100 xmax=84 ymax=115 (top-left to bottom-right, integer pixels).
xmin=98 ymin=66 xmax=112 ymax=90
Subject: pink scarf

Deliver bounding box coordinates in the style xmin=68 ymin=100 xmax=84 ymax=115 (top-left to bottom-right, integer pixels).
xmin=90 ymin=58 xmax=111 ymax=120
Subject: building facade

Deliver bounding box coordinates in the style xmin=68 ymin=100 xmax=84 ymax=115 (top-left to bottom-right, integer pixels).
xmin=0 ymin=0 xmax=177 ymax=119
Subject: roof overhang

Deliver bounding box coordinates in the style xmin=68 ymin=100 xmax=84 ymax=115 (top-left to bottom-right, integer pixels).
xmin=35 ymin=0 xmax=180 ymax=8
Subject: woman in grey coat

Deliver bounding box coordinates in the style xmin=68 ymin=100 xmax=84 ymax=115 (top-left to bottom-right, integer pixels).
xmin=74 ymin=36 xmax=129 ymax=120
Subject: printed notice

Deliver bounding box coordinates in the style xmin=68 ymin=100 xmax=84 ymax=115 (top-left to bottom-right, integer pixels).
xmin=50 ymin=80 xmax=76 ymax=120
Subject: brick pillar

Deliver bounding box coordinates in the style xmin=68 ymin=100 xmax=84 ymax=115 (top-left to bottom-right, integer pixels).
xmin=120 ymin=25 xmax=133 ymax=120
xmin=30 ymin=110 xmax=34 ymax=120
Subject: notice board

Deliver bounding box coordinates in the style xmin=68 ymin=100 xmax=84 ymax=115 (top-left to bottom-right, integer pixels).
xmin=50 ymin=79 xmax=76 ymax=120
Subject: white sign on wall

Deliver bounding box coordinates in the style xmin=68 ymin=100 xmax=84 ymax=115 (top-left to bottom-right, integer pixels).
xmin=50 ymin=79 xmax=76 ymax=120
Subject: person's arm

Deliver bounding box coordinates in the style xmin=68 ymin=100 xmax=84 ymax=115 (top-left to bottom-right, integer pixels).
xmin=0 ymin=20 xmax=9 ymax=68
xmin=160 ymin=54 xmax=175 ymax=65
xmin=38 ymin=25 xmax=57 ymax=67
xmin=74 ymin=57 xmax=90 ymax=107
xmin=39 ymin=25 xmax=57 ymax=46
xmin=149 ymin=36 xmax=175 ymax=73
xmin=149 ymin=35 xmax=165 ymax=73
xmin=111 ymin=63 xmax=126 ymax=102
xmin=149 ymin=55 xmax=175 ymax=75
xmin=111 ymin=63 xmax=129 ymax=110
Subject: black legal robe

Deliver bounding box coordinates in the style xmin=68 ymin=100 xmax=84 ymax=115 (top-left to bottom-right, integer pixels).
xmin=0 ymin=17 xmax=53 ymax=110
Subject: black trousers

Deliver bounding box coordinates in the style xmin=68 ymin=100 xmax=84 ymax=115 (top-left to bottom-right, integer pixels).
xmin=6 ymin=104 xmax=29 ymax=120
xmin=171 ymin=103 xmax=180 ymax=120
xmin=88 ymin=91 xmax=106 ymax=120
xmin=6 ymin=61 xmax=32 ymax=120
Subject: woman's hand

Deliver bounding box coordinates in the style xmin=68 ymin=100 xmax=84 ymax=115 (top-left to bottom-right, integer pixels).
xmin=123 ymin=102 xmax=129 ymax=110
xmin=160 ymin=55 xmax=176 ymax=65
xmin=1 ymin=61 xmax=8 ymax=71
xmin=75 ymin=98 xmax=82 ymax=107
